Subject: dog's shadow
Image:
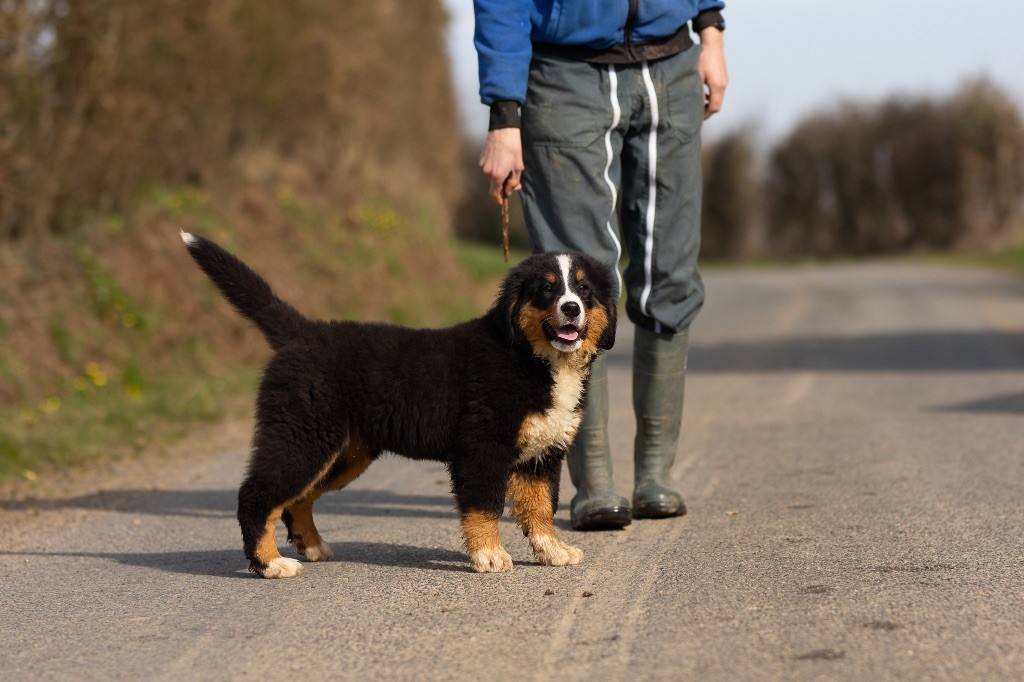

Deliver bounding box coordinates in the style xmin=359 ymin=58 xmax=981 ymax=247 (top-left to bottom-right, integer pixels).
xmin=3 ymin=486 xmax=576 ymax=577
xmin=1 ymin=487 xmax=456 ymax=519
xmin=2 ymin=485 xmax=576 ymax=528
xmin=1 ymin=542 xmax=473 ymax=579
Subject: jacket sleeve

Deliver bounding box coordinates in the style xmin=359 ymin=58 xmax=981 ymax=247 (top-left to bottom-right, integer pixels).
xmin=474 ymin=0 xmax=533 ymax=105
xmin=693 ymin=1 xmax=725 ymax=33
xmin=697 ymin=0 xmax=726 ymax=12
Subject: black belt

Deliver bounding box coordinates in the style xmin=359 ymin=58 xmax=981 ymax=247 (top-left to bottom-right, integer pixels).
xmin=532 ymin=22 xmax=694 ymax=65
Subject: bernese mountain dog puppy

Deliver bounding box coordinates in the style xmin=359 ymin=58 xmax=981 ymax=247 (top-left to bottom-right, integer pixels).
xmin=181 ymin=232 xmax=617 ymax=578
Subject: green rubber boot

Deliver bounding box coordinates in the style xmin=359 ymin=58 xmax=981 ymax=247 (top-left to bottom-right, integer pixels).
xmin=632 ymin=327 xmax=688 ymax=518
xmin=567 ymin=355 xmax=632 ymax=530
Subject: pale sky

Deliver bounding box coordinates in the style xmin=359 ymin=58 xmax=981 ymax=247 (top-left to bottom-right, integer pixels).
xmin=443 ymin=1 xmax=1024 ymax=142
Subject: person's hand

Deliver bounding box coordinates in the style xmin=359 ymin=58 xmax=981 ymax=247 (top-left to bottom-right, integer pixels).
xmin=479 ymin=128 xmax=524 ymax=205
xmin=697 ymin=28 xmax=728 ymax=120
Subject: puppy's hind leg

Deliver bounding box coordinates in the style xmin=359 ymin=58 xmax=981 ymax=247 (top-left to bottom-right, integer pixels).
xmin=285 ymin=439 xmax=372 ymax=563
xmin=238 ymin=433 xmax=345 ymax=579
xmin=239 ymin=495 xmax=301 ymax=579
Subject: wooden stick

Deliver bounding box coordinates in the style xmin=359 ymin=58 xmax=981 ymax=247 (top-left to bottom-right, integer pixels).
xmin=501 ymin=195 xmax=510 ymax=263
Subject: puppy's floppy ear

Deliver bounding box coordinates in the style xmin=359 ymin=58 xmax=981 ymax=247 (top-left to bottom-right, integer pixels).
xmin=487 ymin=266 xmax=526 ymax=347
xmin=598 ymin=293 xmax=617 ymax=350
xmin=579 ymin=252 xmax=617 ymax=351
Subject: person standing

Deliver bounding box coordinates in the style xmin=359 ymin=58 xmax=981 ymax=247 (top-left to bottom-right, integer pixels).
xmin=475 ymin=1 xmax=727 ymax=530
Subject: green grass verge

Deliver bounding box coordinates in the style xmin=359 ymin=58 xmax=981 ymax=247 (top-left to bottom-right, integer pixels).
xmin=452 ymin=239 xmax=529 ymax=283
xmin=699 ymin=241 xmax=1024 ymax=280
xmin=916 ymin=243 xmax=1024 ymax=279
xmin=0 ymin=367 xmax=259 ymax=481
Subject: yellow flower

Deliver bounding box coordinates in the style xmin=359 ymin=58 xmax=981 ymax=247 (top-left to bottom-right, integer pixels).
xmin=275 ymin=185 xmax=294 ymax=204
xmin=85 ymin=362 xmax=108 ymax=387
xmin=39 ymin=397 xmax=61 ymax=414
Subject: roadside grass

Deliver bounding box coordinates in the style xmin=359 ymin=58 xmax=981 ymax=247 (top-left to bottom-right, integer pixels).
xmin=452 ymin=239 xmax=528 ymax=283
xmin=914 ymin=243 xmax=1024 ymax=279
xmin=0 ymin=366 xmax=259 ymax=481
xmin=699 ymin=241 xmax=1024 ymax=280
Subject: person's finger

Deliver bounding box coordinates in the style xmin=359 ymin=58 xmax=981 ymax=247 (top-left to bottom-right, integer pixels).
xmin=503 ymin=170 xmax=521 ymax=198
xmin=489 ymin=177 xmax=505 ymax=205
xmin=705 ymin=82 xmax=726 ymax=119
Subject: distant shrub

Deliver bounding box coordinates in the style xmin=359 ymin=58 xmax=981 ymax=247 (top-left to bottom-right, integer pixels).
xmin=946 ymin=80 xmax=1024 ymax=247
xmin=765 ymin=79 xmax=1024 ymax=256
xmin=701 ymin=127 xmax=760 ymax=259
xmin=0 ymin=0 xmax=462 ymax=239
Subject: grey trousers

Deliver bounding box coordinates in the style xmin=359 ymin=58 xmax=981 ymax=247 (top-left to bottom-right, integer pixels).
xmin=520 ymin=46 xmax=706 ymax=334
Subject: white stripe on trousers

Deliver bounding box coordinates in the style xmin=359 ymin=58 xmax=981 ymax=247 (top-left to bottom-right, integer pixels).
xmin=602 ymin=65 xmax=624 ymax=295
xmin=639 ymin=62 xmax=662 ymax=334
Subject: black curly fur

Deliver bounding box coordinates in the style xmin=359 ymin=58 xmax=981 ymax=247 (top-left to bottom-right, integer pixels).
xmin=182 ymin=233 xmax=617 ymax=573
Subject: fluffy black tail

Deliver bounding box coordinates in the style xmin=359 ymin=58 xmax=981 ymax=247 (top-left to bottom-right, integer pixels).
xmin=181 ymin=231 xmax=310 ymax=350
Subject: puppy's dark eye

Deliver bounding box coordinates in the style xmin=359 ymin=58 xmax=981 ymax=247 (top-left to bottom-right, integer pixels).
xmin=578 ymin=282 xmax=591 ymax=294
xmin=542 ymin=283 xmax=554 ymax=293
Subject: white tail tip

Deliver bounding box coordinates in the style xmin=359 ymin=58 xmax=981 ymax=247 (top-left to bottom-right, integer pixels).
xmin=180 ymin=231 xmax=198 ymax=247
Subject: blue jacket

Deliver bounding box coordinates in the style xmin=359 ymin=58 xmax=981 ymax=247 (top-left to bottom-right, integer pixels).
xmin=474 ymin=0 xmax=725 ymax=105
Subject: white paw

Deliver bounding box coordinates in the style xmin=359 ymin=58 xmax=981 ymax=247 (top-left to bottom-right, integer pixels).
xmin=531 ymin=535 xmax=584 ymax=566
xmin=300 ymin=542 xmax=333 ymax=562
xmin=259 ymin=556 xmax=303 ymax=579
xmin=470 ymin=547 xmax=514 ymax=573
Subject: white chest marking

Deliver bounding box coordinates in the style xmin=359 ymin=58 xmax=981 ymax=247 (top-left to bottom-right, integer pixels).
xmin=517 ymin=359 xmax=587 ymax=463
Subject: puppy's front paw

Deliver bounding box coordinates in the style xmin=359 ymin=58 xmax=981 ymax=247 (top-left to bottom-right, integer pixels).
xmin=256 ymin=556 xmax=303 ymax=579
xmin=300 ymin=541 xmax=333 ymax=562
xmin=470 ymin=547 xmax=514 ymax=573
xmin=531 ymin=535 xmax=584 ymax=567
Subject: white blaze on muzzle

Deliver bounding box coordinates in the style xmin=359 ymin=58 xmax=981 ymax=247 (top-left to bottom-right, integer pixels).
xmin=553 ymin=254 xmax=585 ymax=345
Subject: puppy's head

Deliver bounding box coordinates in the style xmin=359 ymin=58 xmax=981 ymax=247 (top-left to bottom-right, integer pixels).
xmin=490 ymin=252 xmax=617 ymax=358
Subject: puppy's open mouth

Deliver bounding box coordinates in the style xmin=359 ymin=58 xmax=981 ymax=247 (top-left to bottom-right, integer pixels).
xmin=544 ymin=321 xmax=582 ymax=345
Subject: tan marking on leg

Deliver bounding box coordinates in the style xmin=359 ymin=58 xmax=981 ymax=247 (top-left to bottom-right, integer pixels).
xmin=286 ymin=438 xmax=373 ymax=563
xmin=322 ymin=438 xmax=373 ymax=492
xmin=286 ymin=497 xmax=330 ymax=561
xmin=507 ymin=472 xmax=557 ymax=537
xmin=580 ymin=303 xmax=609 ymax=355
xmin=254 ymin=505 xmax=288 ymax=570
xmin=461 ymin=511 xmax=512 ymax=573
xmin=507 ymin=472 xmax=583 ymax=567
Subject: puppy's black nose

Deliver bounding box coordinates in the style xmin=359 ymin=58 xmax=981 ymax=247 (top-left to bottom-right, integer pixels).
xmin=560 ymin=301 xmax=581 ymax=318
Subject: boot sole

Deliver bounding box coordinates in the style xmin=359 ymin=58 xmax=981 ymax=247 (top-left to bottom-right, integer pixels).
xmin=632 ymin=500 xmax=687 ymax=519
xmin=571 ymin=506 xmax=632 ymax=531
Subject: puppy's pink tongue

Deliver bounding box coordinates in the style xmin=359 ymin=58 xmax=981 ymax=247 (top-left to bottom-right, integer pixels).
xmin=557 ymin=326 xmax=580 ymax=342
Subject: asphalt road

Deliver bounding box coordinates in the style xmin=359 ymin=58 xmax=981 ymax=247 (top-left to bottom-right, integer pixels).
xmin=2 ymin=262 xmax=1023 ymax=680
